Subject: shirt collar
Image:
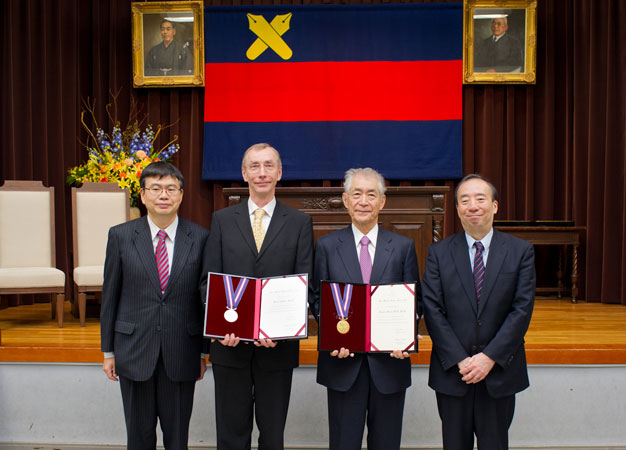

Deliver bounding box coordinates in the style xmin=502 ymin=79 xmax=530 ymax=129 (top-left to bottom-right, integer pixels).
xmin=248 ymin=197 xmax=277 ymax=218
xmin=465 ymin=227 xmax=494 ymax=251
xmin=351 ymin=223 xmax=378 ymax=249
xmin=147 ymin=215 xmax=178 ymax=242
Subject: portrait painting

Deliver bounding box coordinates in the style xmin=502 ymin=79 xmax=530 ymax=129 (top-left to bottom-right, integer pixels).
xmin=132 ymin=1 xmax=204 ymax=88
xmin=463 ymin=0 xmax=537 ymax=84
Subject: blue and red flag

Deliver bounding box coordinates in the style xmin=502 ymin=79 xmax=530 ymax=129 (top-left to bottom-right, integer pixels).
xmin=203 ymin=4 xmax=462 ymax=180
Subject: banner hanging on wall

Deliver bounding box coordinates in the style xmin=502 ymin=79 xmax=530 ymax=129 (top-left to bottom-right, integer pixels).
xmin=202 ymin=3 xmax=462 ymax=180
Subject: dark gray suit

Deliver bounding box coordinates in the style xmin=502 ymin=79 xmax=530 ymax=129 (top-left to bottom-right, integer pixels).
xmin=422 ymin=229 xmax=535 ymax=450
xmin=201 ymin=200 xmax=313 ymax=450
xmin=312 ymin=226 xmax=420 ymax=450
xmin=101 ymin=216 xmax=209 ymax=450
xmin=474 ymin=33 xmax=524 ymax=72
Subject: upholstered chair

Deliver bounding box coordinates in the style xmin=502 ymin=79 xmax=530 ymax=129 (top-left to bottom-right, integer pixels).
xmin=0 ymin=180 xmax=66 ymax=327
xmin=72 ymin=182 xmax=129 ymax=326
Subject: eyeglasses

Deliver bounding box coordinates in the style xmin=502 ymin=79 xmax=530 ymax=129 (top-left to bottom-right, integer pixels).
xmin=144 ymin=186 xmax=182 ymax=196
xmin=246 ymin=162 xmax=278 ymax=173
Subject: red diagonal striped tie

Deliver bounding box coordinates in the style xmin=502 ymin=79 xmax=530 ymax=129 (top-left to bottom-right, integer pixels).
xmin=155 ymin=230 xmax=169 ymax=293
xmin=473 ymin=241 xmax=485 ymax=304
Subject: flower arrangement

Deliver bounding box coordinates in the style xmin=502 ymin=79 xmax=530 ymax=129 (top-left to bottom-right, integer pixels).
xmin=66 ymin=90 xmax=180 ymax=206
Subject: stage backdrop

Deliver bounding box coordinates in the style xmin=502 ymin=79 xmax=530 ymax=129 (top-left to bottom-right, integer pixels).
xmin=202 ymin=3 xmax=462 ymax=180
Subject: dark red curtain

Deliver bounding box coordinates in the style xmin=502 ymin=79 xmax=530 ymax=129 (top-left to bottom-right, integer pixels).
xmin=1 ymin=0 xmax=625 ymax=304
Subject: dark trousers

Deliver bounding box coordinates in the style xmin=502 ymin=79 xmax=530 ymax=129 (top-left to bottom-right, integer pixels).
xmin=212 ymin=359 xmax=293 ymax=450
xmin=436 ymin=382 xmax=515 ymax=450
xmin=119 ymin=354 xmax=196 ymax=450
xmin=327 ymin=358 xmax=406 ymax=450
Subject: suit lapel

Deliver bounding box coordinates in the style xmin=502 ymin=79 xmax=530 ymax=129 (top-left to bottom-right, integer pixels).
xmin=336 ymin=227 xmax=363 ymax=283
xmin=451 ymin=232 xmax=478 ymax=315
xmin=133 ymin=217 xmax=161 ymax=293
xmin=258 ymin=201 xmax=288 ymax=258
xmin=233 ymin=201 xmax=258 ymax=256
xmin=164 ymin=219 xmax=192 ymax=298
xmin=478 ymin=230 xmax=508 ymax=316
xmin=370 ymin=229 xmax=393 ymax=284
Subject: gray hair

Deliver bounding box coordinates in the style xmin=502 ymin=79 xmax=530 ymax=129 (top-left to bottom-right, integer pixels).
xmin=343 ymin=168 xmax=387 ymax=195
xmin=241 ymin=143 xmax=282 ymax=169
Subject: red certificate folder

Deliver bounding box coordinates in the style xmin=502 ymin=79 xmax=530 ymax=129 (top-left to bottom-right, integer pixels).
xmin=204 ymin=272 xmax=309 ymax=341
xmin=318 ymin=281 xmax=418 ymax=353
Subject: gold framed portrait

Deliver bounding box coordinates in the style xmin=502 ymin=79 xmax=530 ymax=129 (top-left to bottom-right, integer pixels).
xmin=463 ymin=0 xmax=537 ymax=84
xmin=131 ymin=1 xmax=204 ymax=88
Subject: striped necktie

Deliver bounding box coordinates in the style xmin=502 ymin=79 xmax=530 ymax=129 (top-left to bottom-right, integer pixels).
xmin=473 ymin=241 xmax=485 ymax=304
xmin=155 ymin=230 xmax=169 ymax=293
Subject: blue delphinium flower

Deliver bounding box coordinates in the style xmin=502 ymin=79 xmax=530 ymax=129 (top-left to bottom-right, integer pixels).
xmin=111 ymin=126 xmax=123 ymax=153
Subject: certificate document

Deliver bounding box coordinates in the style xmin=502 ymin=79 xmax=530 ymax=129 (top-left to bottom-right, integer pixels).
xmin=319 ymin=281 xmax=417 ymax=353
xmin=204 ymin=272 xmax=308 ymax=341
xmin=258 ymin=276 xmax=308 ymax=339
xmin=369 ymin=283 xmax=416 ymax=352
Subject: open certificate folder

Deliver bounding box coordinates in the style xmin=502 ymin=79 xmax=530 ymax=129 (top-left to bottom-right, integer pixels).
xmin=319 ymin=281 xmax=418 ymax=353
xmin=204 ymin=272 xmax=309 ymax=341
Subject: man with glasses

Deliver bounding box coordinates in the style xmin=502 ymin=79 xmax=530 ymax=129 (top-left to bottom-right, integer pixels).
xmin=201 ymin=143 xmax=314 ymax=450
xmin=101 ymin=161 xmax=209 ymax=450
xmin=474 ymin=16 xmax=524 ymax=73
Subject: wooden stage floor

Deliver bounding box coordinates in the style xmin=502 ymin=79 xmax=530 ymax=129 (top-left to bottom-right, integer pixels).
xmin=1 ymin=299 xmax=625 ymax=365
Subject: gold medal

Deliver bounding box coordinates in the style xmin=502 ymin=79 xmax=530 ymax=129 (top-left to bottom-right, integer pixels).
xmin=337 ymin=318 xmax=350 ymax=334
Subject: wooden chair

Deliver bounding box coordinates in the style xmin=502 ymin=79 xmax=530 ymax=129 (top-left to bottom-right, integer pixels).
xmin=71 ymin=182 xmax=129 ymax=326
xmin=0 ymin=180 xmax=66 ymax=327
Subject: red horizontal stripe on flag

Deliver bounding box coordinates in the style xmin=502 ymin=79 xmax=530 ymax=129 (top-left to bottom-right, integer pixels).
xmin=204 ymin=60 xmax=462 ymax=122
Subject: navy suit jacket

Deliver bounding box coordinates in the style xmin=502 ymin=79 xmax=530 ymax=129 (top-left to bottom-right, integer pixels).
xmin=201 ymin=200 xmax=314 ymax=370
xmin=312 ymin=226 xmax=420 ymax=395
xmin=100 ymin=216 xmax=209 ymax=382
xmin=422 ymin=229 xmax=535 ymax=398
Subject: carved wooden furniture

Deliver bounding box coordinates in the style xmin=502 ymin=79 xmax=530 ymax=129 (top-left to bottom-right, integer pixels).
xmin=495 ymin=224 xmax=586 ymax=303
xmin=71 ymin=183 xmax=129 ymax=326
xmin=0 ymin=180 xmax=65 ymax=327
xmin=224 ymin=186 xmax=449 ymax=336
xmin=224 ymin=186 xmax=449 ymax=273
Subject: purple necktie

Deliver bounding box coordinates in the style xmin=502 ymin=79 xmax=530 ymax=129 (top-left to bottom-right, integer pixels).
xmin=473 ymin=241 xmax=485 ymax=304
xmin=156 ymin=230 xmax=169 ymax=293
xmin=359 ymin=236 xmax=372 ymax=284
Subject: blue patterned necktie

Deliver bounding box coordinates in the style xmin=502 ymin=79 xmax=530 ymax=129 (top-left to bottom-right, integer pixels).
xmin=473 ymin=241 xmax=485 ymax=304
xmin=155 ymin=230 xmax=169 ymax=293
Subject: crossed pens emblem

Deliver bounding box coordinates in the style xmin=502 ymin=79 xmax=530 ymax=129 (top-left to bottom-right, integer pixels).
xmin=246 ymin=13 xmax=293 ymax=60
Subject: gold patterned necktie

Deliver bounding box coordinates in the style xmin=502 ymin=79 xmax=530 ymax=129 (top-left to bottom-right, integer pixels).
xmin=253 ymin=208 xmax=266 ymax=252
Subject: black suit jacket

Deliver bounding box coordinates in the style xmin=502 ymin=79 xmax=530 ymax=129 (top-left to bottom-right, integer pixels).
xmin=201 ymin=200 xmax=314 ymax=370
xmin=422 ymin=229 xmax=535 ymax=399
xmin=312 ymin=226 xmax=421 ymax=394
xmin=474 ymin=32 xmax=524 ymax=71
xmin=100 ymin=217 xmax=209 ymax=382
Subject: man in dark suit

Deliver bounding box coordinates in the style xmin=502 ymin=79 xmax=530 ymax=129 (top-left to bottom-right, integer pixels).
xmin=201 ymin=143 xmax=314 ymax=450
xmin=101 ymin=161 xmax=209 ymax=450
xmin=474 ymin=17 xmax=524 ymax=73
xmin=422 ymin=174 xmax=535 ymax=450
xmin=311 ymin=168 xmax=420 ymax=450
